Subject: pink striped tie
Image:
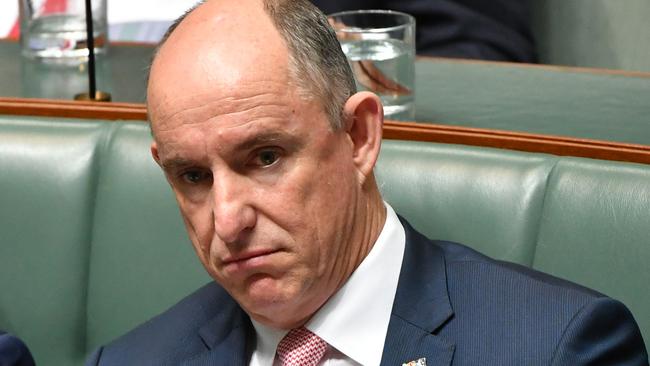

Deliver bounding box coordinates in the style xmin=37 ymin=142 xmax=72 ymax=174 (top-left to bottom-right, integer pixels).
xmin=276 ymin=327 xmax=328 ymax=366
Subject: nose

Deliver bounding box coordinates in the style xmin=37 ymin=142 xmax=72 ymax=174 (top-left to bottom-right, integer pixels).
xmin=211 ymin=172 xmax=256 ymax=244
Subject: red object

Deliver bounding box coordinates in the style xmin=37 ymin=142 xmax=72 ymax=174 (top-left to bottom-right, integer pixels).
xmin=9 ymin=0 xmax=68 ymax=38
xmin=42 ymin=0 xmax=68 ymax=14
xmin=8 ymin=20 xmax=20 ymax=39
xmin=276 ymin=327 xmax=329 ymax=366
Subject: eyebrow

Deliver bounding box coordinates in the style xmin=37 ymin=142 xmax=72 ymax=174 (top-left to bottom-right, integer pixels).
xmin=232 ymin=131 xmax=303 ymax=152
xmin=160 ymin=130 xmax=304 ymax=171
xmin=160 ymin=158 xmax=196 ymax=171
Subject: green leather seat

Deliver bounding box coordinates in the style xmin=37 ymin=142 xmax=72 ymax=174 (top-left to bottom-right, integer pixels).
xmin=1 ymin=116 xmax=648 ymax=365
xmin=0 ymin=119 xmax=107 ymax=366
xmin=376 ymin=141 xmax=557 ymax=265
xmin=85 ymin=123 xmax=209 ymax=350
xmin=533 ymin=159 xmax=650 ymax=345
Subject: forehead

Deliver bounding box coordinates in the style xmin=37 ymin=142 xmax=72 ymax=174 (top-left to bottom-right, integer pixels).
xmin=150 ymin=67 xmax=330 ymax=160
xmin=152 ymin=85 xmax=330 ymax=169
xmin=147 ymin=0 xmax=293 ymax=132
xmin=150 ymin=79 xmax=293 ymax=137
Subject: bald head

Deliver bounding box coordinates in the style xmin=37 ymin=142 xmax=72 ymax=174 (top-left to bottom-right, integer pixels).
xmin=148 ymin=0 xmax=288 ymax=128
xmin=148 ymin=0 xmax=355 ymax=130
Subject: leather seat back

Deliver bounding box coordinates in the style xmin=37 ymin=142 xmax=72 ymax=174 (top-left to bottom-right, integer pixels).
xmin=376 ymin=140 xmax=557 ymax=266
xmin=533 ymin=158 xmax=650 ymax=343
xmin=0 ymin=118 xmax=106 ymax=365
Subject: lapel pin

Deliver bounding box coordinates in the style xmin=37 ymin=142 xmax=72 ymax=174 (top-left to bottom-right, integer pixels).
xmin=402 ymin=358 xmax=426 ymax=366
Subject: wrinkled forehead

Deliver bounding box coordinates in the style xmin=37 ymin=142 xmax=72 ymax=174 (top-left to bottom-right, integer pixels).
xmin=147 ymin=0 xmax=292 ymax=130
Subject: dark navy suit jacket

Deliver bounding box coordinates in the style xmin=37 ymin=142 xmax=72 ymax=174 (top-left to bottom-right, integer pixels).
xmin=86 ymin=219 xmax=648 ymax=365
xmin=0 ymin=332 xmax=35 ymax=366
xmin=311 ymin=0 xmax=536 ymax=62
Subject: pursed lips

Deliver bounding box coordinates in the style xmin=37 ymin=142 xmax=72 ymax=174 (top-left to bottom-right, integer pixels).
xmin=222 ymin=248 xmax=281 ymax=269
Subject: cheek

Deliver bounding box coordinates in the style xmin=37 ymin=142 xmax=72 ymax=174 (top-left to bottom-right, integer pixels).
xmin=311 ymin=159 xmax=356 ymax=213
xmin=176 ymin=195 xmax=214 ymax=257
xmin=301 ymin=163 xmax=357 ymax=254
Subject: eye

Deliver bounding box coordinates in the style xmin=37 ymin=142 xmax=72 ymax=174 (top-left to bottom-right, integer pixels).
xmin=253 ymin=148 xmax=281 ymax=167
xmin=180 ymin=170 xmax=211 ymax=184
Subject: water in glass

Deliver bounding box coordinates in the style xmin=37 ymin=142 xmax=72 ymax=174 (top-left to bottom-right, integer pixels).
xmin=22 ymin=14 xmax=106 ymax=59
xmin=341 ymin=38 xmax=415 ymax=120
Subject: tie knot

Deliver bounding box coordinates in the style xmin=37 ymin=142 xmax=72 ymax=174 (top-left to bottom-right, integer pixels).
xmin=276 ymin=327 xmax=328 ymax=366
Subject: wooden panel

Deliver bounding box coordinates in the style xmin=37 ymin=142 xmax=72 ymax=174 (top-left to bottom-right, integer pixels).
xmin=1 ymin=97 xmax=649 ymax=165
xmin=0 ymin=97 xmax=147 ymax=120
xmin=383 ymin=121 xmax=650 ymax=165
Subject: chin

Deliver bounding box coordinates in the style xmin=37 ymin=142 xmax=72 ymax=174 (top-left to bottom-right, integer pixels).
xmin=246 ymin=275 xmax=296 ymax=304
xmin=241 ymin=276 xmax=307 ymax=326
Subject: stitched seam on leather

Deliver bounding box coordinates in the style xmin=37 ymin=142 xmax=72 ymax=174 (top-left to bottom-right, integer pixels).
xmin=530 ymin=158 xmax=560 ymax=268
xmin=82 ymin=123 xmax=120 ymax=354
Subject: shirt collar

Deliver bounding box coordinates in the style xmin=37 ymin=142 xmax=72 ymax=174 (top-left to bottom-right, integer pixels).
xmin=251 ymin=203 xmax=406 ymax=365
xmin=307 ymin=203 xmax=405 ymax=365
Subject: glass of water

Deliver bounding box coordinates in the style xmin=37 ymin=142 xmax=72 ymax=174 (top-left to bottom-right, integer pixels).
xmin=329 ymin=10 xmax=416 ymax=121
xmin=19 ymin=0 xmax=107 ymax=60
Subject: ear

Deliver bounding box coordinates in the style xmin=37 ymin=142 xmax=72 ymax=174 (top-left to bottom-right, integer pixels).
xmin=151 ymin=141 xmax=162 ymax=166
xmin=341 ymin=91 xmax=384 ymax=183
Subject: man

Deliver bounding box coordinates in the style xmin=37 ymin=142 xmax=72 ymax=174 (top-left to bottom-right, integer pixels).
xmin=86 ymin=0 xmax=648 ymax=365
xmin=312 ymin=0 xmax=536 ymax=62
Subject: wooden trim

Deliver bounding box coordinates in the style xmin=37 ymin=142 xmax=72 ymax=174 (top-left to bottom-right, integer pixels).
xmin=0 ymin=38 xmax=155 ymax=47
xmin=384 ymin=121 xmax=650 ymax=165
xmin=416 ymin=56 xmax=650 ymax=79
xmin=1 ymin=97 xmax=649 ymax=164
xmin=0 ymin=97 xmax=148 ymax=121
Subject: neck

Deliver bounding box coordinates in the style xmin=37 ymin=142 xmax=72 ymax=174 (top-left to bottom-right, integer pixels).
xmin=351 ymin=180 xmax=387 ymax=276
xmin=330 ymin=177 xmax=386 ymax=296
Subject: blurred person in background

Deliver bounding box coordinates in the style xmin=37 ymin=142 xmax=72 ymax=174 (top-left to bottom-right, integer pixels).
xmin=1 ymin=0 xmax=533 ymax=62
xmin=313 ymin=0 xmax=536 ymax=62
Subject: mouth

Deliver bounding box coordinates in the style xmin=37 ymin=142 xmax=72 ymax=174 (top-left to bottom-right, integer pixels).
xmin=222 ymin=249 xmax=281 ymax=271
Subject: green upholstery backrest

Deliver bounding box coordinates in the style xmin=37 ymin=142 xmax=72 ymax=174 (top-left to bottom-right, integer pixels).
xmin=375 ymin=141 xmax=557 ymax=265
xmin=0 ymin=116 xmax=648 ymax=365
xmin=85 ymin=123 xmax=209 ymax=351
xmin=0 ymin=119 xmax=106 ymax=366
xmin=532 ymin=0 xmax=650 ymax=73
xmin=533 ymin=159 xmax=650 ymax=347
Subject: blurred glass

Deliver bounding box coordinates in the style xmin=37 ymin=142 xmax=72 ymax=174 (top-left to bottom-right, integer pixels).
xmin=329 ymin=10 xmax=416 ymax=121
xmin=19 ymin=0 xmax=107 ymax=61
xmin=21 ymin=56 xmax=111 ymax=99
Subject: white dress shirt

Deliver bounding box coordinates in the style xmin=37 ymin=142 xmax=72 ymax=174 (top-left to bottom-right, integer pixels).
xmin=249 ymin=203 xmax=406 ymax=366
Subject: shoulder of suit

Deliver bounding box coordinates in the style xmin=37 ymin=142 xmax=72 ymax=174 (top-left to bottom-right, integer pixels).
xmin=434 ymin=239 xmax=606 ymax=305
xmin=97 ymin=282 xmax=237 ymax=363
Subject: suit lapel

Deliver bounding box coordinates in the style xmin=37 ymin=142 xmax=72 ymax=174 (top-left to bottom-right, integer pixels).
xmin=380 ymin=218 xmax=456 ymax=366
xmin=182 ymin=300 xmax=253 ymax=366
xmin=381 ymin=314 xmax=454 ymax=366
